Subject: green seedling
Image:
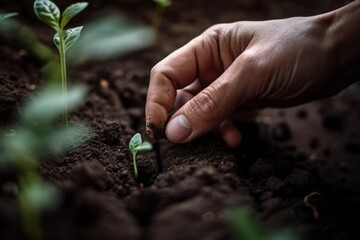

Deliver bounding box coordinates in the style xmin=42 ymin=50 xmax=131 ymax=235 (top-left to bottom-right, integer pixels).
xmin=0 ymin=85 xmax=88 ymax=240
xmin=0 ymin=12 xmax=18 ymax=21
xmin=129 ymin=133 xmax=153 ymax=180
xmin=67 ymin=12 xmax=155 ymax=64
xmin=33 ymin=0 xmax=88 ymax=127
xmin=225 ymin=206 xmax=297 ymax=240
xmin=152 ymin=0 xmax=171 ymax=34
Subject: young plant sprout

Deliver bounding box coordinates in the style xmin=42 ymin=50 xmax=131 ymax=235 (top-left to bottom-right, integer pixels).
xmin=0 ymin=12 xmax=18 ymax=21
xmin=33 ymin=0 xmax=88 ymax=127
xmin=129 ymin=133 xmax=153 ymax=180
xmin=152 ymin=0 xmax=171 ymax=34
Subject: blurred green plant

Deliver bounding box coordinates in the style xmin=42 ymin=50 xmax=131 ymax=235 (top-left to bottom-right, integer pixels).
xmin=0 ymin=16 xmax=57 ymax=64
xmin=129 ymin=133 xmax=152 ymax=180
xmin=0 ymin=85 xmax=88 ymax=240
xmin=225 ymin=206 xmax=297 ymax=240
xmin=68 ymin=12 xmax=154 ymax=64
xmin=152 ymin=0 xmax=171 ymax=34
xmin=0 ymin=9 xmax=154 ymax=69
xmin=34 ymin=0 xmax=88 ymax=127
xmin=0 ymin=12 xmax=18 ymax=21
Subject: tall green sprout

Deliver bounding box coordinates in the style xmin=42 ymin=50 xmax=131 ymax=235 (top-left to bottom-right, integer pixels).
xmin=33 ymin=0 xmax=88 ymax=127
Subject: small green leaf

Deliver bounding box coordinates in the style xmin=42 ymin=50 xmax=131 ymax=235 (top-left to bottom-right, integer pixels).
xmin=0 ymin=12 xmax=18 ymax=21
xmin=54 ymin=27 xmax=84 ymax=52
xmin=61 ymin=2 xmax=88 ymax=29
xmin=53 ymin=32 xmax=60 ymax=49
xmin=135 ymin=141 xmax=153 ymax=151
xmin=64 ymin=26 xmax=83 ymax=52
xmin=33 ymin=0 xmax=60 ymax=31
xmin=129 ymin=133 xmax=142 ymax=152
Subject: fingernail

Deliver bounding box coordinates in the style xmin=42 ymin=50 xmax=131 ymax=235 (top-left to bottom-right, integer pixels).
xmin=166 ymin=114 xmax=192 ymax=142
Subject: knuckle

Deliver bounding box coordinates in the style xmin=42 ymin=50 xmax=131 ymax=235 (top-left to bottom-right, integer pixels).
xmin=205 ymin=23 xmax=227 ymax=35
xmin=150 ymin=64 xmax=161 ymax=77
xmin=241 ymin=52 xmax=261 ymax=69
xmin=186 ymin=86 xmax=220 ymax=123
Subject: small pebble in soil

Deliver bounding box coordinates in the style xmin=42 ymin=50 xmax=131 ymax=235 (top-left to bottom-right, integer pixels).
xmin=271 ymin=122 xmax=292 ymax=142
xmin=99 ymin=78 xmax=109 ymax=89
xmin=309 ymin=153 xmax=319 ymax=162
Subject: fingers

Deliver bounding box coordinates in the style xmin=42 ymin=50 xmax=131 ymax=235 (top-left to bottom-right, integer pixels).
xmin=215 ymin=120 xmax=242 ymax=148
xmin=174 ymin=80 xmax=203 ymax=109
xmin=165 ymin=56 xmax=255 ymax=143
xmin=146 ymin=29 xmax=224 ymax=139
xmin=145 ymin=47 xmax=195 ymax=139
xmin=175 ymin=82 xmax=242 ymax=148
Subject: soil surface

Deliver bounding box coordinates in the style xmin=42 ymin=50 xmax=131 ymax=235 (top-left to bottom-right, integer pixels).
xmin=1 ymin=0 xmax=359 ymax=240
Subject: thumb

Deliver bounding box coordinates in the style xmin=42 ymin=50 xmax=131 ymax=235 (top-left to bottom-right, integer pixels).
xmin=165 ymin=66 xmax=250 ymax=143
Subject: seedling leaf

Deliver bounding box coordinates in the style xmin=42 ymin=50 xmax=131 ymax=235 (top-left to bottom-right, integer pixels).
xmin=0 ymin=12 xmax=18 ymax=21
xmin=61 ymin=2 xmax=88 ymax=29
xmin=34 ymin=0 xmax=60 ymax=31
xmin=53 ymin=27 xmax=83 ymax=52
xmin=53 ymin=33 xmax=60 ymax=50
xmin=129 ymin=133 xmax=153 ymax=180
xmin=135 ymin=141 xmax=153 ymax=151
xmin=129 ymin=133 xmax=142 ymax=152
xmin=64 ymin=26 xmax=83 ymax=52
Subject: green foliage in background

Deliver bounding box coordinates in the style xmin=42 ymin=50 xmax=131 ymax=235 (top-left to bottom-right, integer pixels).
xmin=0 ymin=12 xmax=18 ymax=21
xmin=225 ymin=206 xmax=297 ymax=240
xmin=67 ymin=12 xmax=154 ymax=64
xmin=0 ymin=85 xmax=88 ymax=240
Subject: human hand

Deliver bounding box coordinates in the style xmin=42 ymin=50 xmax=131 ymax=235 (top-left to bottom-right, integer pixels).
xmin=145 ymin=2 xmax=360 ymax=147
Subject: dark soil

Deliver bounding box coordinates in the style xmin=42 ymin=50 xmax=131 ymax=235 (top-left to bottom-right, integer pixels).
xmin=1 ymin=0 xmax=359 ymax=240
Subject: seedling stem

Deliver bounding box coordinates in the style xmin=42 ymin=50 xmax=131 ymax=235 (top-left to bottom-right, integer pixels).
xmin=34 ymin=0 xmax=88 ymax=127
xmin=129 ymin=133 xmax=153 ymax=180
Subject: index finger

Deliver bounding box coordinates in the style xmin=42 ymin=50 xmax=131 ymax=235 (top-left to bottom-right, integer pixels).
xmin=145 ymin=29 xmax=225 ymax=139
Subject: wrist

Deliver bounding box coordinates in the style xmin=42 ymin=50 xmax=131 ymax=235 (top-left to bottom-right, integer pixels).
xmin=319 ymin=0 xmax=360 ymax=84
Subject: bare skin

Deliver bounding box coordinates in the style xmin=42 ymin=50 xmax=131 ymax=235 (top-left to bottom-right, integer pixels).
xmin=146 ymin=0 xmax=360 ymax=147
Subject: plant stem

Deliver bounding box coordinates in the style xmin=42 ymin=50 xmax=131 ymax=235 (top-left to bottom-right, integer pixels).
xmin=58 ymin=30 xmax=68 ymax=127
xmin=15 ymin=151 xmax=42 ymax=240
xmin=133 ymin=152 xmax=138 ymax=180
xmin=152 ymin=5 xmax=164 ymax=35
